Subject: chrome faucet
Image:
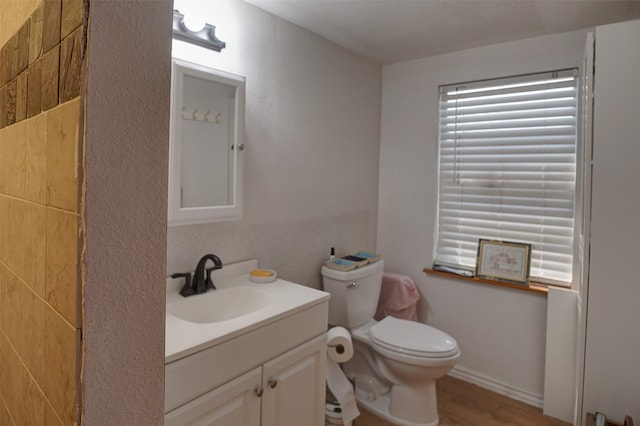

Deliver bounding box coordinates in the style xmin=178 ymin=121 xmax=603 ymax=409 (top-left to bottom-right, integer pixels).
xmin=171 ymin=254 xmax=223 ymax=297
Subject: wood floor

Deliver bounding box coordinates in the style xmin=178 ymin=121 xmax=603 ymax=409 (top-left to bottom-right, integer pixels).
xmin=354 ymin=375 xmax=570 ymax=426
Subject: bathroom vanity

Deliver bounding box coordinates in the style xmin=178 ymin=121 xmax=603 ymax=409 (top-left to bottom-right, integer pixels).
xmin=164 ymin=260 xmax=329 ymax=425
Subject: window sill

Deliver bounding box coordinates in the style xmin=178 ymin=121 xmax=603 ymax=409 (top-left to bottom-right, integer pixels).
xmin=423 ymin=268 xmax=549 ymax=296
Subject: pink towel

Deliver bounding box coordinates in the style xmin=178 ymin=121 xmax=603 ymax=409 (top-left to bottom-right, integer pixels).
xmin=374 ymin=272 xmax=421 ymax=322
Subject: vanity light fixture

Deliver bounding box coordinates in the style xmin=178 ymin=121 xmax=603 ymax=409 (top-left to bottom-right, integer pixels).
xmin=172 ymin=9 xmax=226 ymax=52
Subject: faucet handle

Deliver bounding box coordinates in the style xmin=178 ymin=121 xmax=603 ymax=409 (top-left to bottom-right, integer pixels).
xmin=171 ymin=272 xmax=195 ymax=297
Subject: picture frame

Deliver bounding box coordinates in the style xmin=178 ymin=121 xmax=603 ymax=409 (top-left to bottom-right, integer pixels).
xmin=475 ymin=239 xmax=532 ymax=285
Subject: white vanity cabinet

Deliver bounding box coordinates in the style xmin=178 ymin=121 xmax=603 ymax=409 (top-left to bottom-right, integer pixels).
xmin=261 ymin=335 xmax=326 ymax=426
xmin=165 ymin=335 xmax=326 ymax=426
xmin=164 ymin=263 xmax=330 ymax=426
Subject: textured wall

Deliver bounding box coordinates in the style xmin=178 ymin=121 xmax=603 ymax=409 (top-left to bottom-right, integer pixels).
xmin=0 ymin=0 xmax=83 ymax=424
xmin=167 ymin=0 xmax=382 ymax=289
xmin=377 ymin=30 xmax=587 ymax=403
xmin=82 ymin=1 xmax=171 ymax=424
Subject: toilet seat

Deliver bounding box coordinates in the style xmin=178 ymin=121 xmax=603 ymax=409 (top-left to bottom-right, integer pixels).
xmin=370 ymin=316 xmax=459 ymax=359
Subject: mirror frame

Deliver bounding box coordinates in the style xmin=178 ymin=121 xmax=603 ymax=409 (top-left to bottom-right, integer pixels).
xmin=168 ymin=59 xmax=245 ymax=226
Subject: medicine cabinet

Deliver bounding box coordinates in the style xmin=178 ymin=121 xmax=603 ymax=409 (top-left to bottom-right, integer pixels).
xmin=168 ymin=59 xmax=245 ymax=226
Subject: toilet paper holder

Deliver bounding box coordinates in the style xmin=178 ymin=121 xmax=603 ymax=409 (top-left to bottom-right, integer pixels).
xmin=328 ymin=343 xmax=345 ymax=354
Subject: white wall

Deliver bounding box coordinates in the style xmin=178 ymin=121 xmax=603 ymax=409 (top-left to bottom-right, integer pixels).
xmin=83 ymin=1 xmax=171 ymax=424
xmin=583 ymin=19 xmax=640 ymax=423
xmin=377 ymin=30 xmax=588 ymax=403
xmin=167 ymin=0 xmax=381 ymax=288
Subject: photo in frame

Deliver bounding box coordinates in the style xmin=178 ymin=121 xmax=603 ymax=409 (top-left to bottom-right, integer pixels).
xmin=475 ymin=239 xmax=532 ymax=285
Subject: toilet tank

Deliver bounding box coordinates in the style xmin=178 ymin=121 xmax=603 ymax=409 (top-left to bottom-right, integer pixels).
xmin=321 ymin=260 xmax=384 ymax=328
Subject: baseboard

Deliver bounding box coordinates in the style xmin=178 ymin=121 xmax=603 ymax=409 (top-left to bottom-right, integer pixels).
xmin=448 ymin=365 xmax=544 ymax=409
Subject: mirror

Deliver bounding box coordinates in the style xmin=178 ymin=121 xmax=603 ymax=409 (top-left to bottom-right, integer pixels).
xmin=168 ymin=60 xmax=245 ymax=226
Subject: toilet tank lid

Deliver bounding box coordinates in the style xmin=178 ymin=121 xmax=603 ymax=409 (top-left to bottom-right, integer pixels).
xmin=370 ymin=316 xmax=459 ymax=358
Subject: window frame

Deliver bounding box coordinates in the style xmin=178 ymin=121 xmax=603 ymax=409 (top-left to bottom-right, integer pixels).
xmin=433 ymin=69 xmax=581 ymax=288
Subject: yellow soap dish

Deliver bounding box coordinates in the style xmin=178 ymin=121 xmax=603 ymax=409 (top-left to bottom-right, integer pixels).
xmin=249 ymin=268 xmax=277 ymax=283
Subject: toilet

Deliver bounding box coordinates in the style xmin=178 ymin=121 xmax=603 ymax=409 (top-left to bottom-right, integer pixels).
xmin=321 ymin=260 xmax=459 ymax=426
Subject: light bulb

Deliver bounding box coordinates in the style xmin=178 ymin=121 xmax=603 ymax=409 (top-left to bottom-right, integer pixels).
xmin=183 ymin=14 xmax=206 ymax=32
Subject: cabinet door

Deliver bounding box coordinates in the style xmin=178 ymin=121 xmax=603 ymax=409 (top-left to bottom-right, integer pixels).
xmin=261 ymin=334 xmax=326 ymax=426
xmin=165 ymin=367 xmax=261 ymax=426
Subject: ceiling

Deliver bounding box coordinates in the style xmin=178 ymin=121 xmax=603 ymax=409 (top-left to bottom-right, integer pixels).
xmin=242 ymin=0 xmax=640 ymax=64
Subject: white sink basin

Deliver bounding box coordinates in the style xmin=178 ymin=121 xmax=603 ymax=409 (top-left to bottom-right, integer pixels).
xmin=167 ymin=286 xmax=275 ymax=324
xmin=165 ymin=259 xmax=330 ymax=363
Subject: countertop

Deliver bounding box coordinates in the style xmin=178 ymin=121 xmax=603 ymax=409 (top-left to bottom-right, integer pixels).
xmin=165 ymin=259 xmax=330 ymax=363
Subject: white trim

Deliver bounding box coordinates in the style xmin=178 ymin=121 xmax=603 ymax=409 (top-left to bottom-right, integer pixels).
xmin=543 ymin=287 xmax=578 ymax=423
xmin=447 ymin=365 xmax=543 ymax=408
xmin=573 ymin=31 xmax=595 ymax=426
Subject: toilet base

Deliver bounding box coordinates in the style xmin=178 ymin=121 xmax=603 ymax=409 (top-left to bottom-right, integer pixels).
xmin=354 ymin=387 xmax=439 ymax=426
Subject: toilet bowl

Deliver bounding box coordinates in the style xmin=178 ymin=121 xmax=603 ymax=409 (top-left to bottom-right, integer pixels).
xmin=349 ymin=317 xmax=459 ymax=426
xmin=321 ymin=261 xmax=460 ymax=426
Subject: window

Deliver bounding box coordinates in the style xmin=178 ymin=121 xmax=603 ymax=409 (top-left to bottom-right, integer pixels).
xmin=434 ymin=70 xmax=578 ymax=286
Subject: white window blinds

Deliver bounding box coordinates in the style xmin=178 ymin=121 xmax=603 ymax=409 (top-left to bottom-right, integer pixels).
xmin=435 ymin=70 xmax=578 ymax=285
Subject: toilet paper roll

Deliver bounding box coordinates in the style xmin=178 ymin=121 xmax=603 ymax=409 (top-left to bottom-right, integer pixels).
xmin=326 ymin=327 xmax=354 ymax=363
xmin=326 ymin=356 xmax=360 ymax=425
